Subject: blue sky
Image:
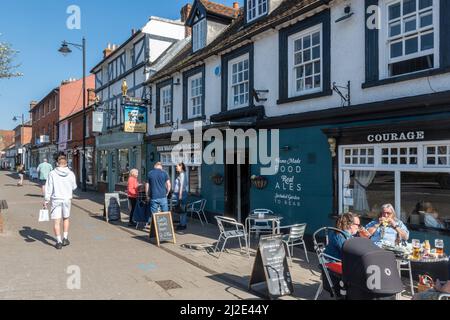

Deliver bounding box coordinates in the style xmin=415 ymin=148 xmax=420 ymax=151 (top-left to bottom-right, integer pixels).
xmin=0 ymin=0 xmax=242 ymax=130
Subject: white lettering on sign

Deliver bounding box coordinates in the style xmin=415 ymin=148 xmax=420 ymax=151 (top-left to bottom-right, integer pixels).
xmin=274 ymin=158 xmax=302 ymax=208
xmin=367 ymin=131 xmax=425 ymax=143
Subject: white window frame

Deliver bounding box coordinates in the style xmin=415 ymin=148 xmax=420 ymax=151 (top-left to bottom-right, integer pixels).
xmin=160 ymin=85 xmax=172 ymax=124
xmin=338 ymin=140 xmax=450 ymax=218
xmin=160 ymin=151 xmax=202 ymax=194
xmin=188 ymin=73 xmax=203 ymax=118
xmin=380 ymin=0 xmax=440 ymax=79
xmin=228 ymin=53 xmax=250 ymax=110
xmin=193 ymin=19 xmax=207 ymax=52
xmin=288 ymin=24 xmax=323 ymax=98
xmin=247 ymin=0 xmax=268 ymax=22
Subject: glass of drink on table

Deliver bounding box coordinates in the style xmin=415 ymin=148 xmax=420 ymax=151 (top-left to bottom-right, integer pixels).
xmin=435 ymin=239 xmax=444 ymax=257
xmin=412 ymin=239 xmax=421 ymax=260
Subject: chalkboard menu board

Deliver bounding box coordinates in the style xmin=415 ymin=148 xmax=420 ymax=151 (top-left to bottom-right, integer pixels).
xmin=149 ymin=212 xmax=176 ymax=246
xmin=104 ymin=193 xmax=121 ymax=222
xmin=249 ymin=234 xmax=294 ymax=299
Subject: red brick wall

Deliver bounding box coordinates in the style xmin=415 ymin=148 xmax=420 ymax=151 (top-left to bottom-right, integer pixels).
xmin=59 ymin=75 xmax=95 ymax=120
xmin=0 ymin=130 xmax=15 ymax=151
xmin=31 ymin=90 xmax=59 ymax=147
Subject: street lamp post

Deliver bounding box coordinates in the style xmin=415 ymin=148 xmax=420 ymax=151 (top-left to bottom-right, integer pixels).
xmin=58 ymin=38 xmax=87 ymax=192
xmin=12 ymin=114 xmax=25 ymax=166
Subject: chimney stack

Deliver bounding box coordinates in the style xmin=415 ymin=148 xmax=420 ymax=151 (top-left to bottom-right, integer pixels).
xmin=103 ymin=43 xmax=113 ymax=58
xmin=233 ymin=2 xmax=239 ymax=9
xmin=180 ymin=4 xmax=193 ymax=38
xmin=131 ymin=28 xmax=136 ymax=36
xmin=30 ymin=101 xmax=38 ymax=110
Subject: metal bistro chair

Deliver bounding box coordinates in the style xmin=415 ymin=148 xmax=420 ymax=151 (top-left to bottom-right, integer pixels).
xmin=280 ymin=223 xmax=309 ymax=263
xmin=214 ymin=216 xmax=249 ymax=258
xmin=313 ymin=227 xmax=348 ymax=300
xmin=396 ymin=258 xmax=415 ymax=296
xmin=439 ymin=294 xmax=450 ymax=300
xmin=247 ymin=209 xmax=275 ymax=238
xmin=187 ymin=199 xmax=208 ymax=225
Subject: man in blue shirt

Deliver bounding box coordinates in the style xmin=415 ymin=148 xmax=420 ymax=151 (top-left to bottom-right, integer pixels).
xmin=145 ymin=162 xmax=171 ymax=214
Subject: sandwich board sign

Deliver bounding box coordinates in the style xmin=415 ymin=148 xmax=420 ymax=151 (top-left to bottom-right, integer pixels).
xmin=248 ymin=234 xmax=294 ymax=299
xmin=149 ymin=212 xmax=176 ymax=247
xmin=104 ymin=193 xmax=121 ymax=222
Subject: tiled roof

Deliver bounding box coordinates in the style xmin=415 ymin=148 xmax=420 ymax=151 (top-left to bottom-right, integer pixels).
xmin=200 ymin=0 xmax=240 ymax=19
xmin=149 ymin=0 xmax=324 ymax=83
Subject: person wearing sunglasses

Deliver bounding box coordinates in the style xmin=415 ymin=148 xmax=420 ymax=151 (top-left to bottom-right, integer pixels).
xmin=324 ymin=212 xmax=361 ymax=260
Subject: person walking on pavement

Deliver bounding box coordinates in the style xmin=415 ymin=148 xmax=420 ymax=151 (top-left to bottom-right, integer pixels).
xmin=37 ymin=158 xmax=53 ymax=195
xmin=17 ymin=164 xmax=25 ymax=186
xmin=145 ymin=162 xmax=171 ymax=214
xmin=44 ymin=155 xmax=77 ymax=250
xmin=174 ymin=163 xmax=189 ymax=231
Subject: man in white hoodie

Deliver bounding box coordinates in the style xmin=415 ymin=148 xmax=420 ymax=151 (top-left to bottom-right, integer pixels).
xmin=44 ymin=155 xmax=77 ymax=250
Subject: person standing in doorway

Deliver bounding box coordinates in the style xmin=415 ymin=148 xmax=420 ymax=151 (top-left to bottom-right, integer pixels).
xmin=145 ymin=162 xmax=171 ymax=214
xmin=174 ymin=163 xmax=188 ymax=231
xmin=44 ymin=155 xmax=77 ymax=250
xmin=37 ymin=158 xmax=53 ymax=195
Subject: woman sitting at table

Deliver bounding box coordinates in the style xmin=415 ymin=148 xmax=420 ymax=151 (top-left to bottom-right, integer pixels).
xmin=366 ymin=204 xmax=409 ymax=247
xmin=324 ymin=213 xmax=361 ymax=260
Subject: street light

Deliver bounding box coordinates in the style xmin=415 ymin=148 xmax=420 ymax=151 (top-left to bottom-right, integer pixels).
xmin=58 ymin=38 xmax=87 ymax=192
xmin=12 ymin=114 xmax=25 ymax=166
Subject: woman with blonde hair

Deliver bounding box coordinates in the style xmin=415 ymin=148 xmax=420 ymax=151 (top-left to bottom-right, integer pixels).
xmin=127 ymin=169 xmax=140 ymax=227
xmin=366 ymin=204 xmax=409 ymax=246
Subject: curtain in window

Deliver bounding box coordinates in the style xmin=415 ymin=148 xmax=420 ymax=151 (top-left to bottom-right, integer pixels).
xmin=353 ymin=171 xmax=376 ymax=213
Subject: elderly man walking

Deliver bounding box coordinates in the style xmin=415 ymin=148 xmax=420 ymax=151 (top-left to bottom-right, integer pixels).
xmin=44 ymin=155 xmax=77 ymax=250
xmin=37 ymin=158 xmax=53 ymax=195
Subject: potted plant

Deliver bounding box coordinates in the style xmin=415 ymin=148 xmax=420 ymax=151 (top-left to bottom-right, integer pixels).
xmin=251 ymin=175 xmax=268 ymax=190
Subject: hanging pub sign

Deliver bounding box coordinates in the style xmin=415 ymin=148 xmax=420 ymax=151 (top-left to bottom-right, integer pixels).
xmin=123 ymin=105 xmax=147 ymax=134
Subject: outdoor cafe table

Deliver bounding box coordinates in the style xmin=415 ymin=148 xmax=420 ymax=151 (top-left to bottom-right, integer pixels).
xmin=245 ymin=214 xmax=283 ymax=249
xmin=382 ymin=244 xmax=449 ymax=282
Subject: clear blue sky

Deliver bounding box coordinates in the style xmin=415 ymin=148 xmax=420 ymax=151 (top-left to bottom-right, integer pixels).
xmin=0 ymin=0 xmax=242 ymax=130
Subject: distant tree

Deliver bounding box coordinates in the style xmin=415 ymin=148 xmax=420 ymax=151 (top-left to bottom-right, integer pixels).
xmin=0 ymin=35 xmax=22 ymax=79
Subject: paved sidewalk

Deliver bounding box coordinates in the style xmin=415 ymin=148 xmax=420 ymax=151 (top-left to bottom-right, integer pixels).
xmin=0 ymin=171 xmax=412 ymax=300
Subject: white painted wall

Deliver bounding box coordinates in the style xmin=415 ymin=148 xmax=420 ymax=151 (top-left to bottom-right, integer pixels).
xmin=147 ymin=0 xmax=450 ymax=136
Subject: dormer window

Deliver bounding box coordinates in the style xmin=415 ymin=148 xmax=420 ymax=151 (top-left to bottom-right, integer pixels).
xmin=247 ymin=0 xmax=268 ymax=22
xmin=193 ymin=19 xmax=207 ymax=52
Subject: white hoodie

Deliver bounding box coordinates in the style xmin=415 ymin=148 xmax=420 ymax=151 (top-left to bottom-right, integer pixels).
xmin=44 ymin=167 xmax=77 ymax=202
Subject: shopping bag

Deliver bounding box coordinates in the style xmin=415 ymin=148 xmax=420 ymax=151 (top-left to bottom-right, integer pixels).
xmin=38 ymin=209 xmax=50 ymax=222
xmin=133 ymin=201 xmax=151 ymax=223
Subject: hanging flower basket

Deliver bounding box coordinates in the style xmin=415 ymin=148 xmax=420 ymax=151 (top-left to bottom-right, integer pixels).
xmin=211 ymin=174 xmax=224 ymax=186
xmin=251 ymin=175 xmax=268 ymax=190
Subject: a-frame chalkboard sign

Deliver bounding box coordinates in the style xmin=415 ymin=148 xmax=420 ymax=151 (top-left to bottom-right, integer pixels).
xmin=248 ymin=234 xmax=294 ymax=299
xmin=149 ymin=212 xmax=176 ymax=247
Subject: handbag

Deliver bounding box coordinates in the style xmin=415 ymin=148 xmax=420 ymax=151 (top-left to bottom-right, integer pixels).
xmin=39 ymin=208 xmax=50 ymax=222
xmin=418 ymin=274 xmax=434 ymax=293
xmin=133 ymin=200 xmax=151 ymax=223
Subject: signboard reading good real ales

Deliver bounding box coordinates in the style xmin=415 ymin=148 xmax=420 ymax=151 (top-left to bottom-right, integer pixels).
xmin=123 ymin=105 xmax=147 ymax=133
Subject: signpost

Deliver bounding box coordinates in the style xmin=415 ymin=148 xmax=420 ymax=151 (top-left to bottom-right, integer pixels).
xmin=249 ymin=234 xmax=294 ymax=299
xmin=104 ymin=193 xmax=121 ymax=222
xmin=149 ymin=212 xmax=176 ymax=247
xmin=123 ymin=105 xmax=147 ymax=134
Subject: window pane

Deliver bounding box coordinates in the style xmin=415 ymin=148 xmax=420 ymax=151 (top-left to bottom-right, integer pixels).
xmin=305 ymin=77 xmax=313 ymax=89
xmin=391 ymin=42 xmax=403 ymax=58
xmin=420 ymin=11 xmax=433 ymax=28
xmin=390 ymin=22 xmax=401 ymax=37
xmin=419 ymin=0 xmax=433 ymax=9
xmin=405 ymin=37 xmax=418 ymax=54
xmin=294 ymin=39 xmax=302 ymax=51
xmin=389 ymin=3 xmax=401 ymax=20
xmin=343 ymin=171 xmax=395 ymax=220
xmin=404 ymin=17 xmax=417 ymax=33
xmin=305 ymin=63 xmax=313 ymax=76
xmin=314 ymin=75 xmax=321 ymax=88
xmin=303 ymin=36 xmax=311 ymax=49
xmin=421 ymin=32 xmax=434 ymax=50
xmin=295 ymin=52 xmax=302 ymax=65
xmin=314 ymin=61 xmax=321 ymax=74
xmin=312 ymin=32 xmax=320 ymax=45
xmin=401 ymin=172 xmax=450 ymax=230
xmin=403 ymin=0 xmax=416 ymax=15
xmin=303 ymin=49 xmax=311 ymax=62
xmin=312 ymin=46 xmax=320 ymax=59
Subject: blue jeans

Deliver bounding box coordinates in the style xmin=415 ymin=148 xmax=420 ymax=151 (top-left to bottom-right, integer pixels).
xmin=174 ymin=194 xmax=188 ymax=226
xmin=150 ymin=198 xmax=169 ymax=214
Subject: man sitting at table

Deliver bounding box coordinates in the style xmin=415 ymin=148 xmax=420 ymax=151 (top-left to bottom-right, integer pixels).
xmin=366 ymin=204 xmax=409 ymax=247
xmin=413 ymin=280 xmax=450 ymax=300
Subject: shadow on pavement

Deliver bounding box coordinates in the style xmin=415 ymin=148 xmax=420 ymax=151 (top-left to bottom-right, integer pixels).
xmin=24 ymin=194 xmax=43 ymax=198
xmin=18 ymin=226 xmax=56 ymax=247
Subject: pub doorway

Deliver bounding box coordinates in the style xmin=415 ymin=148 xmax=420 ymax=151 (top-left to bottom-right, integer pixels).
xmin=224 ymin=149 xmax=251 ymax=223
